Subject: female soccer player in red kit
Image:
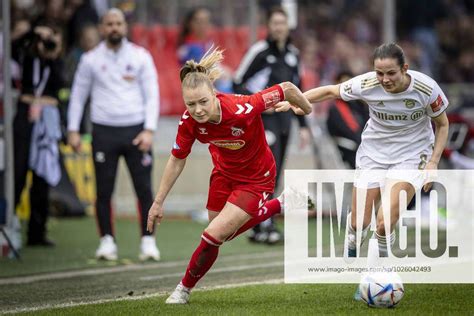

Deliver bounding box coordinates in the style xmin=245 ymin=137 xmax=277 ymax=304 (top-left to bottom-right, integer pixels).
xmin=146 ymin=47 xmax=312 ymax=304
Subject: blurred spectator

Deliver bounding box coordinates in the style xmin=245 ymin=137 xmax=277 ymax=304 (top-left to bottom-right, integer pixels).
xmin=63 ymin=24 xmax=100 ymax=135
xmin=233 ymin=6 xmax=311 ymax=245
xmin=326 ymin=71 xmax=369 ymax=169
xmin=64 ymin=24 xmax=100 ymax=85
xmin=177 ymin=6 xmax=212 ymax=65
xmin=65 ymin=0 xmax=100 ymax=51
xmin=67 ymin=8 xmax=160 ymax=261
xmin=397 ymin=0 xmax=447 ymax=77
xmin=176 ymin=7 xmax=233 ymax=92
xmin=12 ymin=23 xmax=65 ymax=247
xmin=34 ymin=0 xmax=69 ymax=28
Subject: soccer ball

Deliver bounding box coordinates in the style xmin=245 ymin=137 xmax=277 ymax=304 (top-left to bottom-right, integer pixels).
xmin=359 ymin=272 xmax=404 ymax=308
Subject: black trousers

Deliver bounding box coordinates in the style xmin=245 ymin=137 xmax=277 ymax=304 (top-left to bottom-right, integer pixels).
xmin=13 ymin=102 xmax=50 ymax=242
xmin=92 ymin=124 xmax=154 ymax=237
xmin=262 ymin=114 xmax=291 ymax=187
xmin=252 ymin=114 xmax=291 ymax=233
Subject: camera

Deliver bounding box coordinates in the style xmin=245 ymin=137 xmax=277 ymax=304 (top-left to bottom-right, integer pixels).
xmin=41 ymin=38 xmax=57 ymax=51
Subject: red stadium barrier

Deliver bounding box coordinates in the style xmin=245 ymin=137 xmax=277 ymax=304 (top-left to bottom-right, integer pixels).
xmin=130 ymin=24 xmax=262 ymax=115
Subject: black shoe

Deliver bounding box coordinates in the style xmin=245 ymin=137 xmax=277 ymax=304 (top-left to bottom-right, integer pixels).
xmin=27 ymin=238 xmax=56 ymax=247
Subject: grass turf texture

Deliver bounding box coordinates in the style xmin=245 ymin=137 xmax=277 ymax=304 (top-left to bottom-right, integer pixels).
xmin=17 ymin=284 xmax=474 ymax=315
xmin=1 ymin=217 xmax=473 ymax=315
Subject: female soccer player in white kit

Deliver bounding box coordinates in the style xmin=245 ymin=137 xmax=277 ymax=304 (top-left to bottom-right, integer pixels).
xmin=302 ymin=43 xmax=449 ymax=269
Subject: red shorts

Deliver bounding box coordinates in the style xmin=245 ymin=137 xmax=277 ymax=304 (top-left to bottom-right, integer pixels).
xmin=206 ymin=170 xmax=275 ymax=217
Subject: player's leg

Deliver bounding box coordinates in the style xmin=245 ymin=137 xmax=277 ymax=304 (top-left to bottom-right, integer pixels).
xmin=347 ymin=147 xmax=387 ymax=258
xmin=250 ymin=115 xmax=281 ymax=243
xmin=122 ymin=126 xmax=159 ymax=261
xmin=167 ymin=202 xmax=251 ymax=304
xmin=346 ymin=186 xmax=380 ymax=257
xmin=92 ymin=124 xmax=120 ymax=260
xmin=265 ymin=132 xmax=290 ymax=244
xmin=375 ymin=180 xmax=415 ymax=257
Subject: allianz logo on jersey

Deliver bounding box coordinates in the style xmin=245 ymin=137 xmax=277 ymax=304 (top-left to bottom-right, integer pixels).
xmin=373 ymin=109 xmax=424 ymax=121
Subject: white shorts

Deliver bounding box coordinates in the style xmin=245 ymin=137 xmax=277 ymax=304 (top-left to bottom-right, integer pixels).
xmin=354 ymin=146 xmax=432 ymax=189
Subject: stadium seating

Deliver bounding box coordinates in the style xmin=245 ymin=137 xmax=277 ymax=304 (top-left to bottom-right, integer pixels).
xmin=130 ymin=24 xmax=266 ymax=115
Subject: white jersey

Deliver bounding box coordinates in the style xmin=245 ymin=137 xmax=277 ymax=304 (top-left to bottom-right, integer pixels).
xmin=68 ymin=39 xmax=159 ymax=131
xmin=339 ymin=70 xmax=448 ymax=164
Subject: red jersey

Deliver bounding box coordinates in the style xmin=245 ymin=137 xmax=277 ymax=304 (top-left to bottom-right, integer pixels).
xmin=171 ymin=84 xmax=285 ymax=183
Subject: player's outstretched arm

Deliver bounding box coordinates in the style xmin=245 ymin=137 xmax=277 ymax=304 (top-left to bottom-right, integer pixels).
xmin=147 ymin=155 xmax=187 ymax=232
xmin=279 ymin=82 xmax=312 ymax=115
xmin=423 ymin=112 xmax=449 ymax=192
xmin=304 ymin=84 xmax=341 ymax=104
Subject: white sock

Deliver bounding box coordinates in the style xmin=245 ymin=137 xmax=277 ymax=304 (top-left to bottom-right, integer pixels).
xmin=179 ymin=281 xmax=191 ymax=292
xmin=375 ymin=231 xmax=396 ymax=257
xmin=366 ymin=237 xmax=379 ymax=268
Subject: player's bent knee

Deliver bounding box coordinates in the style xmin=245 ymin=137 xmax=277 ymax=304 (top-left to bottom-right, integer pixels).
xmin=201 ymin=230 xmax=223 ymax=246
xmin=203 ymin=228 xmax=228 ymax=244
xmin=376 ymin=221 xmax=388 ymax=236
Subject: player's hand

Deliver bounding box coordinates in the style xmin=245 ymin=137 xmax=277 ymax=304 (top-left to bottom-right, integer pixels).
xmin=299 ymin=127 xmax=312 ymax=149
xmin=147 ymin=200 xmax=164 ymax=233
xmin=67 ymin=131 xmax=82 ymax=152
xmin=290 ymin=106 xmax=307 ymax=115
xmin=423 ymin=160 xmax=438 ymax=192
xmin=133 ymin=129 xmax=153 ymax=152
xmin=274 ymin=101 xmax=291 ymax=112
xmin=28 ymin=102 xmax=42 ymax=122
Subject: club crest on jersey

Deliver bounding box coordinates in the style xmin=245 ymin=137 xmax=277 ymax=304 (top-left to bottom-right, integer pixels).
xmin=404 ymin=99 xmax=416 ymax=109
xmin=198 ymin=127 xmax=208 ymax=135
xmin=210 ymin=140 xmax=245 ymax=150
xmin=231 ymin=126 xmax=244 ymax=136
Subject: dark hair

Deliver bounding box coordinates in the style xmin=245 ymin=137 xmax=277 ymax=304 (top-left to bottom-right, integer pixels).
xmin=335 ymin=70 xmax=354 ymax=83
xmin=178 ymin=6 xmax=210 ymax=46
xmin=372 ymin=43 xmax=405 ymax=68
xmin=267 ymin=6 xmax=288 ymax=23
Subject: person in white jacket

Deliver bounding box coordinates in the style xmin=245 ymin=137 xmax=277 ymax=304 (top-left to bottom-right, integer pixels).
xmin=67 ymin=8 xmax=160 ymax=261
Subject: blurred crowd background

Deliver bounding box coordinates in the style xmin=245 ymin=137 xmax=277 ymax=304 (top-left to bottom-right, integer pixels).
xmin=5 ymin=0 xmax=474 ymax=115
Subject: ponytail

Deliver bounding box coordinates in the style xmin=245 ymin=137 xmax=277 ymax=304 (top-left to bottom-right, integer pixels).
xmin=180 ymin=46 xmax=224 ymax=90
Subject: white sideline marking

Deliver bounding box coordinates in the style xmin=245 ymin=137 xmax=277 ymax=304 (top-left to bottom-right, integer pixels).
xmin=0 ymin=251 xmax=282 ymax=285
xmin=1 ymin=278 xmax=284 ymax=314
xmin=140 ymin=261 xmax=283 ymax=281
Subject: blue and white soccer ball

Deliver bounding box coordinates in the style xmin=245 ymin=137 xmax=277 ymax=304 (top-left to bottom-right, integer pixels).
xmin=359 ymin=272 xmax=404 ymax=308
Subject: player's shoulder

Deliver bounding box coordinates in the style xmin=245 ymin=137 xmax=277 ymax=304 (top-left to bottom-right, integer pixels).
xmin=357 ymin=71 xmax=380 ymax=91
xmin=218 ymin=93 xmax=255 ymax=116
xmin=178 ymin=110 xmax=195 ymax=129
xmin=409 ymin=70 xmax=438 ymax=96
xmin=218 ymin=93 xmax=241 ymax=110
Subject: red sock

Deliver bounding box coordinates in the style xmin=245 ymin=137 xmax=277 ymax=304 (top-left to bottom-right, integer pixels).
xmin=181 ymin=231 xmax=222 ymax=288
xmin=226 ymin=198 xmax=281 ymax=241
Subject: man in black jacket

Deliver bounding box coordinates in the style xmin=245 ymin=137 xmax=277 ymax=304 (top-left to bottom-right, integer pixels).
xmin=233 ymin=6 xmax=311 ymax=244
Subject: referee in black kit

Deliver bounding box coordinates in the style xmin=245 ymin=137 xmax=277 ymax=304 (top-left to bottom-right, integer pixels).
xmin=233 ymin=6 xmax=311 ymax=244
xmin=67 ymin=9 xmax=160 ymax=261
